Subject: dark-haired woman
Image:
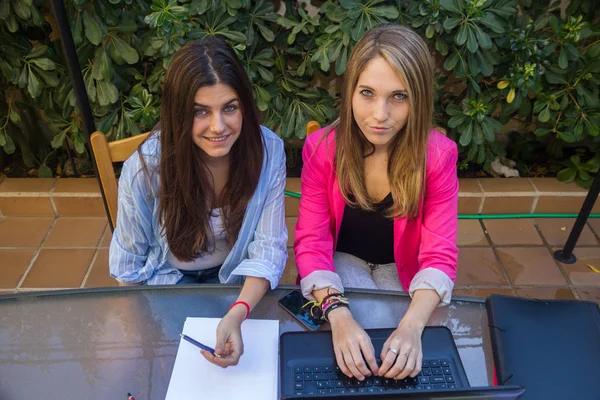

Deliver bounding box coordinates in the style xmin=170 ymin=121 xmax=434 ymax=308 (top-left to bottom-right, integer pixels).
xmin=109 ymin=37 xmax=287 ymax=368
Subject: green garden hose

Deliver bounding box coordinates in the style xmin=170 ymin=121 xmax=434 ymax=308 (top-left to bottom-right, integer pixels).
xmin=283 ymin=190 xmax=600 ymax=219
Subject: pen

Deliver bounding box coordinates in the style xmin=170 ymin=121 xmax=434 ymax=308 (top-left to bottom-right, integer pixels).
xmin=179 ymin=333 xmax=222 ymax=358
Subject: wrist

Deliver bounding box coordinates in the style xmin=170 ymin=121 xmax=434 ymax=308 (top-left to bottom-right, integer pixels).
xmin=227 ymin=305 xmax=247 ymax=324
xmin=399 ymin=315 xmax=426 ymax=332
xmin=327 ymin=306 xmax=353 ymax=325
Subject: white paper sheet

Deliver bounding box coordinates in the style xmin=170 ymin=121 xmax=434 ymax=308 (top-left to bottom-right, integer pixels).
xmin=166 ymin=317 xmax=279 ymax=400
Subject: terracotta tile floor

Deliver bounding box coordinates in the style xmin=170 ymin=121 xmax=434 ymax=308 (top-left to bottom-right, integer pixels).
xmin=1 ymin=215 xmax=600 ymax=306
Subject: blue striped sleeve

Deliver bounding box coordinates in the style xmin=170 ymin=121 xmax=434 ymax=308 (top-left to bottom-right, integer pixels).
xmin=108 ymin=153 xmax=157 ymax=284
xmin=229 ymin=136 xmax=288 ymax=289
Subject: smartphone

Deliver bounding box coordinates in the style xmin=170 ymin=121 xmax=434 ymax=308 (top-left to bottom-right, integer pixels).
xmin=278 ymin=289 xmax=326 ymax=331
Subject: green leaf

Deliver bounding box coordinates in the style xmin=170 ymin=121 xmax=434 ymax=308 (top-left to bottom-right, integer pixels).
xmin=370 ymin=6 xmax=399 ymax=19
xmin=324 ymin=24 xmax=340 ymax=34
xmin=580 ymin=87 xmax=599 ymax=107
xmin=587 ymin=120 xmax=599 ymax=136
xmin=28 ymin=45 xmax=48 ymax=59
xmin=3 ymin=133 xmax=15 ymax=154
xmin=83 ymin=11 xmax=104 ymax=46
xmin=448 ymin=115 xmax=468 ymax=128
xmin=96 ymin=80 xmax=119 ymax=106
xmin=439 ymin=0 xmax=462 ymax=14
xmin=257 ymin=22 xmax=274 ymax=42
xmin=588 ymin=42 xmax=600 ymax=59
xmin=545 ymin=71 xmax=568 ymax=84
xmin=466 ymin=26 xmax=478 ymax=52
xmin=425 ymin=24 xmax=435 ymax=39
xmin=18 ymin=67 xmax=28 ymax=88
xmin=477 ymin=144 xmax=485 ymax=164
xmin=473 ymin=25 xmax=492 ymax=50
xmin=535 ymin=128 xmax=551 ymax=136
xmin=0 ymin=0 xmax=10 ymax=20
xmin=558 ymin=131 xmax=576 ymax=143
xmin=445 ymin=104 xmax=463 ymax=117
xmin=219 ymin=30 xmax=247 ymax=43
xmin=351 ymin=15 xmax=366 ymax=42
xmin=479 ymin=13 xmax=504 ymax=34
xmin=109 ymin=36 xmax=139 ymax=64
xmin=558 ymin=46 xmax=568 ymax=69
xmin=13 ymin=0 xmax=31 ymax=20
xmin=6 ymin=14 xmax=18 ymax=32
xmin=456 ymin=24 xmax=468 ymax=46
xmin=112 ymin=19 xmax=138 ymax=34
xmin=538 ymin=106 xmax=551 ymax=122
xmin=443 ymin=17 xmax=461 ymax=30
xmin=335 ymin=46 xmax=348 ymax=75
xmin=30 ymin=58 xmax=55 ymax=71
xmin=557 ymin=167 xmax=577 ymax=182
xmin=9 ymin=108 xmax=20 ymax=124
xmin=277 ymin=17 xmax=296 ymax=28
xmin=443 ymin=50 xmax=460 ymax=71
xmin=27 ymin=70 xmax=41 ymax=98
xmin=435 ymin=37 xmax=449 ymax=55
xmin=574 ymin=121 xmax=583 ymax=137
xmin=51 ymin=130 xmax=66 ymax=149
xmin=86 ymin=74 xmax=96 ymax=102
xmin=93 ymin=46 xmax=113 ymax=81
xmin=459 ymin=122 xmax=473 ymax=146
xmin=257 ymin=66 xmax=273 ymax=82
xmin=486 ymin=117 xmax=504 ymax=133
xmin=72 ymin=12 xmax=83 ymax=45
xmin=339 ymin=0 xmax=362 ymax=10
xmin=34 ymin=68 xmax=59 ymax=87
xmin=534 ymin=14 xmax=550 ymax=31
xmin=38 ymin=164 xmax=52 ymax=178
xmin=467 ymin=143 xmax=478 ymax=161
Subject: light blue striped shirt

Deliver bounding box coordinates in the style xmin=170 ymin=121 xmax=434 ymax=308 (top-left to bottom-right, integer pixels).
xmin=109 ymin=126 xmax=288 ymax=288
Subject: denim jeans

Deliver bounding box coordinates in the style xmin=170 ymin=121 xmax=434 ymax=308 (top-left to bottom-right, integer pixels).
xmin=176 ymin=265 xmax=221 ymax=284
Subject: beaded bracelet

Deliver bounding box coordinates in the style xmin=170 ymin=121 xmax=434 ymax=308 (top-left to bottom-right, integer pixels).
xmin=321 ymin=295 xmax=350 ymax=322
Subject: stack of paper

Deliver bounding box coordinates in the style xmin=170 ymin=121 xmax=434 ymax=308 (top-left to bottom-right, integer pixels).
xmin=166 ymin=317 xmax=279 ymax=400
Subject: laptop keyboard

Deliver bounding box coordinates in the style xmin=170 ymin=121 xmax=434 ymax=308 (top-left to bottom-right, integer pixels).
xmin=292 ymin=359 xmax=457 ymax=396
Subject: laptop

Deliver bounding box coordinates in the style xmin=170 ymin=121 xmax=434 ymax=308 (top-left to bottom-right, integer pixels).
xmin=280 ymin=327 xmax=525 ymax=399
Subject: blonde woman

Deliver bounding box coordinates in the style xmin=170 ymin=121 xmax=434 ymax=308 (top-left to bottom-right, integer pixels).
xmin=294 ymin=24 xmax=458 ymax=383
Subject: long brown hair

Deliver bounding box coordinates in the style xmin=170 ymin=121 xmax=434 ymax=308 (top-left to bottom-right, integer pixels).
xmin=140 ymin=38 xmax=264 ymax=262
xmin=334 ymin=24 xmax=434 ymax=219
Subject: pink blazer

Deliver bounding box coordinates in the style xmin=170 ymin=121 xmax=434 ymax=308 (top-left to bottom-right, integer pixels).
xmin=293 ymin=127 xmax=459 ymax=291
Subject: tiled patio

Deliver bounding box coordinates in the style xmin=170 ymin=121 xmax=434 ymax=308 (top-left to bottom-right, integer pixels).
xmin=1 ymin=177 xmax=600 ymax=306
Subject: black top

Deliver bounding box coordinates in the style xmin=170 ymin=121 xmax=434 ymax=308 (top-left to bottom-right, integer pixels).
xmin=335 ymin=193 xmax=395 ymax=264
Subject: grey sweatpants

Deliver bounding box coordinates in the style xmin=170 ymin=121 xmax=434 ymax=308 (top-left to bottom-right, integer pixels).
xmin=334 ymin=252 xmax=404 ymax=291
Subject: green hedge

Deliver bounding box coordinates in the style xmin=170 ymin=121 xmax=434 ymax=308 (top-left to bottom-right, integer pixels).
xmin=0 ymin=0 xmax=599 ymax=185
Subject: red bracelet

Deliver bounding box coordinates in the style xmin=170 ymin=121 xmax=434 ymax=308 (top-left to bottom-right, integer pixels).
xmin=230 ymin=301 xmax=251 ymax=320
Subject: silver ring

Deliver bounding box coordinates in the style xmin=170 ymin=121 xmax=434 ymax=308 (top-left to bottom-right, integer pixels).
xmin=389 ymin=348 xmax=398 ymax=355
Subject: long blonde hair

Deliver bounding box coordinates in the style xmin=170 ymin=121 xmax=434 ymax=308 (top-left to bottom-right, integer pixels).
xmin=334 ymin=24 xmax=434 ymax=219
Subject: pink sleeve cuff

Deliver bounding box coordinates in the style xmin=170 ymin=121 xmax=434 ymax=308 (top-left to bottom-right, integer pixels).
xmin=408 ymin=267 xmax=454 ymax=307
xmin=300 ymin=270 xmax=344 ymax=301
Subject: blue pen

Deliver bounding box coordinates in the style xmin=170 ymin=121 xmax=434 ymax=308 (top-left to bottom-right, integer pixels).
xmin=179 ymin=333 xmax=222 ymax=358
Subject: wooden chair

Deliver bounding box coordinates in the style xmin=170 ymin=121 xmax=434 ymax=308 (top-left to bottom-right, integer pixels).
xmin=90 ymin=131 xmax=150 ymax=231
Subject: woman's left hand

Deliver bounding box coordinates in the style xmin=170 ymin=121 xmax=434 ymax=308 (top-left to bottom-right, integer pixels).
xmin=377 ymin=321 xmax=424 ymax=380
xmin=200 ymin=307 xmax=246 ymax=368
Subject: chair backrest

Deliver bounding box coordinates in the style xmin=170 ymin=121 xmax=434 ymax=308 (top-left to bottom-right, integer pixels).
xmin=90 ymin=131 xmax=150 ymax=230
xmin=306 ymin=120 xmax=321 ymax=136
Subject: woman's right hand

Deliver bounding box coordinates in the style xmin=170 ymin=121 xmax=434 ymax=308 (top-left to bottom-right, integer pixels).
xmin=328 ymin=307 xmax=379 ymax=380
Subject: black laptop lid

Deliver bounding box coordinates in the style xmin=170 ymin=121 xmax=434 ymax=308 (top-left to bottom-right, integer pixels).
xmin=486 ymin=295 xmax=600 ymax=400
